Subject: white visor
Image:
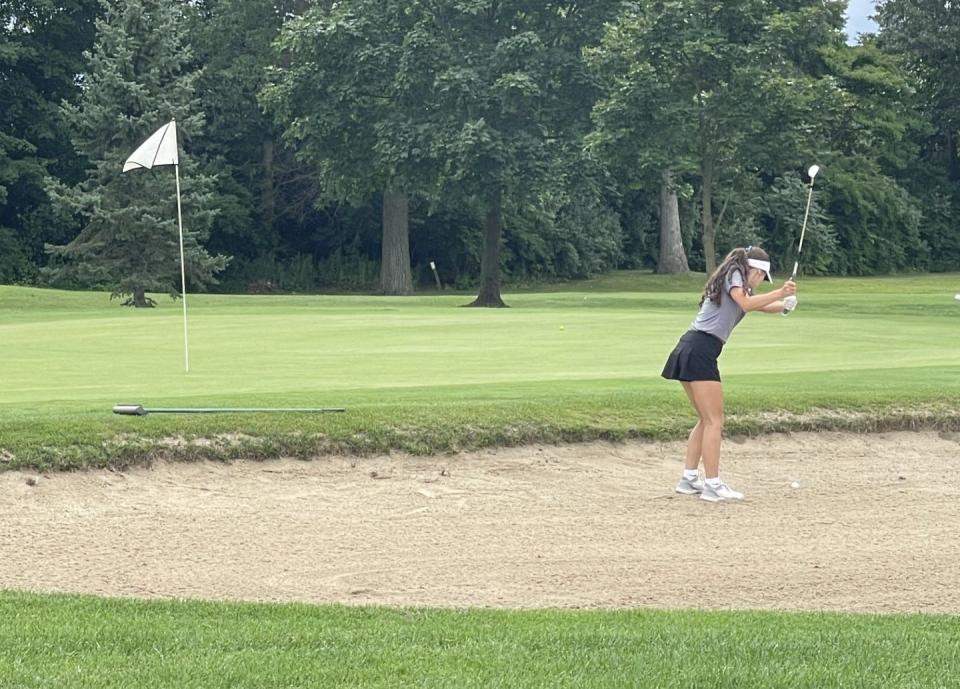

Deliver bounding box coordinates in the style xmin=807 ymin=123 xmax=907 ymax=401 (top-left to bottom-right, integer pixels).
xmin=747 ymin=258 xmax=773 ymax=282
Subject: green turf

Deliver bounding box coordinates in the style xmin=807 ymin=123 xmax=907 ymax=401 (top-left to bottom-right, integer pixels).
xmin=2 ymin=271 xmax=959 ymax=470
xmin=1 ymin=591 xmax=957 ymax=689
xmin=3 ymin=275 xmax=960 ymax=686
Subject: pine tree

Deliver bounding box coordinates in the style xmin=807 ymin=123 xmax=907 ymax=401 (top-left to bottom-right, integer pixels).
xmin=44 ymin=0 xmax=227 ymax=307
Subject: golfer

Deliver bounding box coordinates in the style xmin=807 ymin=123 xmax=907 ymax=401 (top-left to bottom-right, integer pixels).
xmin=661 ymin=246 xmax=796 ymax=502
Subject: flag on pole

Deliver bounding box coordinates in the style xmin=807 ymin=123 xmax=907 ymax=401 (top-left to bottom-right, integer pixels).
xmin=122 ymin=120 xmax=179 ymax=171
xmin=122 ymin=119 xmax=191 ymax=373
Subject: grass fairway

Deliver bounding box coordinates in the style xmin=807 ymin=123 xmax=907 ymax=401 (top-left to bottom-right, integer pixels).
xmin=3 ymin=274 xmax=960 ymax=688
xmin=1 ymin=272 xmax=959 ymax=469
xmin=1 ymin=591 xmax=958 ymax=689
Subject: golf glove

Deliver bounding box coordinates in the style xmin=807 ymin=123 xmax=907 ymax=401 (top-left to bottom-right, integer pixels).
xmin=782 ymin=295 xmax=798 ymax=314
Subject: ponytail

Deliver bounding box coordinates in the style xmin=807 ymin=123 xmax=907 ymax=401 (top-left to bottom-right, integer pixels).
xmin=699 ymin=246 xmax=768 ymax=307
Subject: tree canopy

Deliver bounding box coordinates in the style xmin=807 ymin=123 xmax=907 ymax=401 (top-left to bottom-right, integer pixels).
xmin=0 ymin=0 xmax=957 ymax=299
xmin=42 ymin=0 xmax=228 ymax=306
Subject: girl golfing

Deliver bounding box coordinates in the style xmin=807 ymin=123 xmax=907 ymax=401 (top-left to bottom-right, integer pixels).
xmin=661 ymin=246 xmax=796 ymax=502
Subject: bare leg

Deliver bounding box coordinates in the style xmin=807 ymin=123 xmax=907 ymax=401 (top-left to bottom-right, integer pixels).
xmin=687 ymin=381 xmax=724 ymax=479
xmin=680 ymin=382 xmax=703 ymax=471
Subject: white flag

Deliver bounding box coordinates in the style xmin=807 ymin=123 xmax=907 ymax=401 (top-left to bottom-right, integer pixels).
xmin=120 ymin=118 xmax=191 ymax=372
xmin=122 ymin=120 xmax=179 ymax=172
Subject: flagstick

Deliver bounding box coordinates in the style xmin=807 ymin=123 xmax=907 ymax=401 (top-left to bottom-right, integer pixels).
xmin=122 ymin=119 xmax=190 ymax=372
xmin=174 ymin=161 xmax=189 ymax=373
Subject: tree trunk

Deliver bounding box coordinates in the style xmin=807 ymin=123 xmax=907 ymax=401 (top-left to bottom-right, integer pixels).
xmin=132 ymin=286 xmax=151 ymax=308
xmin=466 ymin=189 xmax=507 ymax=308
xmin=261 ymin=138 xmax=276 ymax=237
xmin=947 ymin=129 xmax=960 ymax=182
xmin=657 ymin=169 xmax=689 ymax=274
xmin=380 ymin=188 xmax=414 ymax=295
xmin=701 ymin=160 xmax=717 ymax=274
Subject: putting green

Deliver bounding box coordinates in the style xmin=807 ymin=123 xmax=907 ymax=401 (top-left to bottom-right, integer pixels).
xmin=1 ymin=272 xmax=958 ymax=468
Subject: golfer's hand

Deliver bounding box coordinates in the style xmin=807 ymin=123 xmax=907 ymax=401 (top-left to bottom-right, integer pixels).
xmin=782 ymin=295 xmax=798 ymax=313
xmin=780 ymin=280 xmax=796 ymax=298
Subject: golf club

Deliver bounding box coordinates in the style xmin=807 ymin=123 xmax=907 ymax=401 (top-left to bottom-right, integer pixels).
xmin=790 ymin=164 xmax=820 ymax=282
xmin=113 ymin=404 xmax=345 ymax=416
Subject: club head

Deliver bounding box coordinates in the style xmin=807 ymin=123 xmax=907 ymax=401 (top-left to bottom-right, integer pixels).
xmin=808 ymin=164 xmax=820 ymax=180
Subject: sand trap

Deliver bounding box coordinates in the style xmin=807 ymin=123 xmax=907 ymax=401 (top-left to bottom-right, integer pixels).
xmin=2 ymin=431 xmax=959 ymax=613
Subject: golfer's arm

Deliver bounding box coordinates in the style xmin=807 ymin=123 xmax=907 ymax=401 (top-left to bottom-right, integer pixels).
xmin=759 ymin=300 xmax=786 ymax=314
xmin=729 ymin=287 xmax=782 ymax=312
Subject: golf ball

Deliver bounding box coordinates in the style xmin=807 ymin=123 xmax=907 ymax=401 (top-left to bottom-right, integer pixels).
xmin=790 ymin=481 xmax=800 ymax=489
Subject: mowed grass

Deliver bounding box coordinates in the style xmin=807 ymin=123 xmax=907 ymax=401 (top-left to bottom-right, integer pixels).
xmin=2 ymin=591 xmax=959 ymax=689
xmin=1 ymin=272 xmax=959 ymax=470
xmin=3 ymin=276 xmax=960 ymax=688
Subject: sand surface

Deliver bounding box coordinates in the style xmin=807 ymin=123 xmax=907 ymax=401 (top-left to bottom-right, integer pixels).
xmin=2 ymin=431 xmax=958 ymax=613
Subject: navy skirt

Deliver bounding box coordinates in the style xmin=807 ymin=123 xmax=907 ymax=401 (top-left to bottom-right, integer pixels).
xmin=661 ymin=330 xmax=724 ymax=382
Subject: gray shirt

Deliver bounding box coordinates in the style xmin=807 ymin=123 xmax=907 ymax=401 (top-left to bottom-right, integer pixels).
xmin=690 ymin=270 xmax=749 ymax=343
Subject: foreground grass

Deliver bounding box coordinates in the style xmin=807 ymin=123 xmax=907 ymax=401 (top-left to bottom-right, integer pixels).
xmin=1 ymin=591 xmax=958 ymax=689
xmin=2 ymin=272 xmax=959 ymax=470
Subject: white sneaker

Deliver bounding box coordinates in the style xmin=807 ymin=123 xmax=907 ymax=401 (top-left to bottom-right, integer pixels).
xmin=675 ymin=475 xmax=704 ymax=495
xmin=700 ymin=481 xmax=744 ymax=502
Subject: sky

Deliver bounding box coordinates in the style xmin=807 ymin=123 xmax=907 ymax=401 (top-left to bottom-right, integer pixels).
xmin=845 ymin=0 xmax=879 ymax=44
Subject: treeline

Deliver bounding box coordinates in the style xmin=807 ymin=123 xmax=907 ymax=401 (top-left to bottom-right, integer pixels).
xmin=1 ymin=1 xmax=958 ymax=304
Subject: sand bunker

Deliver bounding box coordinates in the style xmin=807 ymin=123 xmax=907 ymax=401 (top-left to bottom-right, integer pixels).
xmin=2 ymin=431 xmax=959 ymax=613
